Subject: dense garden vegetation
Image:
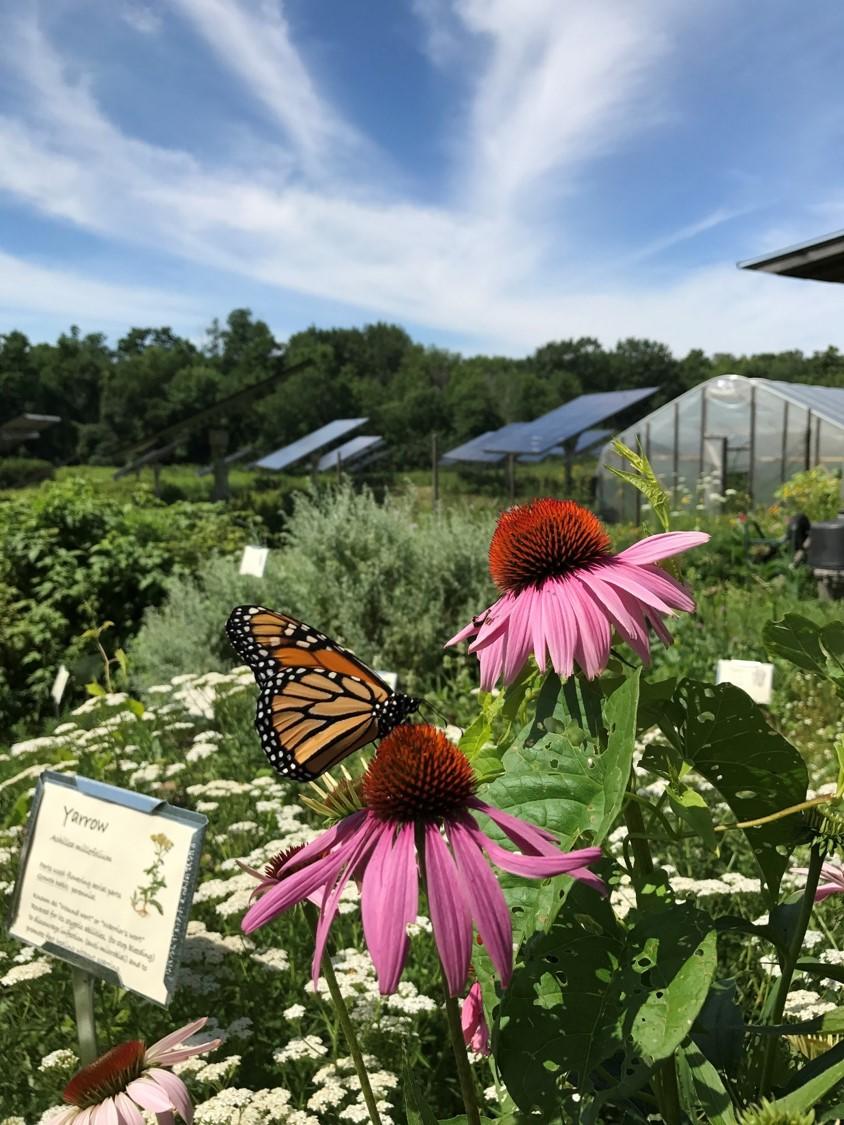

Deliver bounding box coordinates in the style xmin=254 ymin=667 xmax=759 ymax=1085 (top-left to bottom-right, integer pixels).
xmin=3 ymin=464 xmax=844 ymax=1123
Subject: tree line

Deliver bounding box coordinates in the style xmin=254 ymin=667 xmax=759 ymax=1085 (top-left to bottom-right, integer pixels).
xmin=3 ymin=309 xmax=844 ymax=469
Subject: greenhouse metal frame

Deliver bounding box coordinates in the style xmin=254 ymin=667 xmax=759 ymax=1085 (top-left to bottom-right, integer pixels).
xmin=596 ymin=373 xmax=844 ymax=522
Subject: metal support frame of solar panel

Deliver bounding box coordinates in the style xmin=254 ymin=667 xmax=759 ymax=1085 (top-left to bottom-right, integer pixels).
xmin=114 ymin=440 xmax=181 ymax=480
xmin=482 ymin=388 xmax=657 ymax=456
xmin=111 ymin=356 xmax=309 ymax=462
xmin=0 ymin=413 xmax=61 ymax=452
xmin=316 ymin=435 xmax=383 ymax=473
xmin=517 ymin=428 xmax=612 ymax=462
xmin=254 ymin=417 xmax=368 ymax=471
xmin=196 ymin=446 xmax=254 ymax=478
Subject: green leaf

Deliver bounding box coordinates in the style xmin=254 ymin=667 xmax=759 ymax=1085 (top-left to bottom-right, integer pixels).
xmin=750 ymin=1006 xmax=844 ymax=1037
xmin=666 ymin=784 xmax=719 ymax=852
xmin=764 ymin=614 xmax=828 ymax=675
xmin=480 ymin=671 xmax=638 ymax=939
xmin=402 ymin=1062 xmax=439 ymax=1125
xmin=676 ymin=1041 xmax=737 ymax=1125
xmin=607 ymin=438 xmax=671 ymax=531
xmin=496 ymin=895 xmax=716 ymax=1114
xmin=658 ymin=679 xmax=808 ymax=900
xmin=85 ymin=681 xmax=105 ymax=697
xmin=768 ymin=1044 xmax=844 ymax=1116
xmin=796 ymin=959 xmax=844 ymax=988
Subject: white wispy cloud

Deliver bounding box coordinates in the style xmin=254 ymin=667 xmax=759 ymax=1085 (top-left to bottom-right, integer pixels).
xmin=455 ymin=0 xmax=670 ymax=214
xmin=170 ymin=0 xmax=363 ymax=174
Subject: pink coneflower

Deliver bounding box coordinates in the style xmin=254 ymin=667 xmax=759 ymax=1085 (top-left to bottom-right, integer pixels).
xmin=242 ymin=724 xmax=603 ymax=996
xmin=52 ymin=1018 xmax=220 ymax=1124
xmin=795 ymin=859 xmax=844 ymax=902
xmin=446 ymin=498 xmax=709 ymax=688
xmin=461 ymin=982 xmax=490 ymax=1056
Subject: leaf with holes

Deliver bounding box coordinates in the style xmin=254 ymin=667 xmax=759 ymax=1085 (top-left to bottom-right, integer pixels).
xmin=496 ymin=892 xmax=717 ymax=1114
xmin=478 ymin=670 xmax=638 ymax=939
xmin=656 ymin=679 xmax=808 ymax=900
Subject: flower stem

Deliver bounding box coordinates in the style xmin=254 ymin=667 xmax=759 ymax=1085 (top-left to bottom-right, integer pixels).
xmin=306 ymin=908 xmax=382 ymax=1125
xmin=439 ymin=966 xmax=482 ymax=1125
xmin=715 ymin=795 xmax=837 ymax=832
xmin=758 ymin=841 xmax=825 ymax=1096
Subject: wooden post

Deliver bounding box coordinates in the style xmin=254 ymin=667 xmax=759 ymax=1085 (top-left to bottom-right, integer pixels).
xmin=336 ymin=449 xmax=342 ymax=484
xmin=209 ymin=427 xmax=230 ymax=501
xmin=506 ymin=454 xmax=515 ymax=500
xmin=152 ymin=461 xmax=162 ymax=498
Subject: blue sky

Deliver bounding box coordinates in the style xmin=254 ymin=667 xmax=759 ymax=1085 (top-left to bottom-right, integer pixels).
xmin=2 ymin=0 xmax=844 ymax=356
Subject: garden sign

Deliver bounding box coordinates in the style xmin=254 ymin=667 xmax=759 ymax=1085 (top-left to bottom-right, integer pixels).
xmin=8 ymin=770 xmax=206 ymax=1006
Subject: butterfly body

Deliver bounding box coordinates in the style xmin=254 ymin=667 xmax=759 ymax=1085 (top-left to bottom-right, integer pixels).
xmin=226 ymin=605 xmax=420 ymax=780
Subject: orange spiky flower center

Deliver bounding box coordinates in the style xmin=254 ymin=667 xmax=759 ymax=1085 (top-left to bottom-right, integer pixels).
xmin=489 ymin=498 xmax=611 ymax=592
xmin=364 ymin=724 xmax=477 ymax=823
xmin=264 ymin=844 xmax=305 ymax=882
xmin=63 ymin=1040 xmax=146 ymax=1108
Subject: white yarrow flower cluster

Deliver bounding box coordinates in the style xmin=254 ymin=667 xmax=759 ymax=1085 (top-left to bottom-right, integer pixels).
xmin=1 ymin=959 xmax=52 ymax=987
xmin=38 ymin=1048 xmax=78 ymax=1074
xmin=273 ymin=1036 xmax=328 ymax=1064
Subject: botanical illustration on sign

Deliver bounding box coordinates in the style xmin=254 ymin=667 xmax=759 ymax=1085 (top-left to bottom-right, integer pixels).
xmin=130 ymin=832 xmax=173 ymax=917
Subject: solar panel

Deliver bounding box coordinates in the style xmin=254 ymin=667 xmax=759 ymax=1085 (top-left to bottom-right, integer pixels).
xmin=0 ymin=413 xmax=61 ymax=451
xmin=440 ymin=430 xmax=506 ymax=464
xmin=517 ymin=428 xmax=613 ymax=463
xmin=316 ymin=435 xmax=383 ymax=472
xmin=255 ymin=418 xmax=368 ymax=471
xmin=483 ymin=389 xmax=657 ymax=455
xmin=757 ymin=380 xmax=844 ymax=429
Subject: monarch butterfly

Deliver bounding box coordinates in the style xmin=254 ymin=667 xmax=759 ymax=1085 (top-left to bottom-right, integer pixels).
xmin=226 ymin=605 xmax=421 ymax=780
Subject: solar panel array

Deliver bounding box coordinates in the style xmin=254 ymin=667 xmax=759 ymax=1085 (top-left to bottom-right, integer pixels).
xmin=0 ymin=413 xmax=61 ymax=451
xmin=440 ymin=430 xmax=505 ymax=464
xmin=255 ymin=418 xmax=368 ymax=471
xmin=482 ymin=388 xmax=657 ymax=455
xmin=316 ymin=435 xmax=384 ymax=472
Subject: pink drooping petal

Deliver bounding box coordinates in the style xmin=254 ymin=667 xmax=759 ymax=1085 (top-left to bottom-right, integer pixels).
xmin=146 ymin=1019 xmax=209 ymax=1063
xmin=468 ymin=799 xmax=558 ymax=852
xmin=478 ymin=630 xmax=507 ymax=692
xmin=362 ymin=822 xmax=419 ymax=994
xmin=815 ymin=884 xmax=843 ymax=902
xmin=425 ymin=824 xmax=472 ymax=997
xmin=636 ymin=563 xmax=696 ymax=612
xmin=461 ymin=982 xmax=491 ymax=1055
xmin=242 ymin=845 xmax=351 ymax=933
xmin=146 ymin=1071 xmax=193 ymax=1125
xmin=502 ymin=591 xmax=535 ymax=685
xmin=154 ymin=1114 xmax=176 ymax=1125
xmin=445 ymin=619 xmax=480 ymax=646
xmin=564 ymin=577 xmax=611 ymax=679
xmin=311 ymin=819 xmax=381 ymax=988
xmin=529 ymin=587 xmax=548 ymax=673
xmin=645 ymin=610 xmax=674 ymax=648
xmin=468 ymin=601 xmax=511 ymax=652
xmin=125 ymin=1077 xmax=173 ymax=1113
xmin=608 ymin=585 xmax=653 ymax=662
xmin=93 ymin=1101 xmax=118 ymax=1125
xmin=277 ymin=810 xmax=368 ymax=874
xmin=615 ymin=531 xmax=710 ymax=566
xmin=545 ymin=578 xmax=577 ymax=678
xmin=596 ymin=560 xmax=677 ymax=614
xmin=579 ymin=571 xmax=650 ymax=656
xmin=114 ymin=1092 xmax=146 ymax=1125
xmin=449 ymin=818 xmax=513 ymax=986
xmin=479 ymin=831 xmax=604 ymax=886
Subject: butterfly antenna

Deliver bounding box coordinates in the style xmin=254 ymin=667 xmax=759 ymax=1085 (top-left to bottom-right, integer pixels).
xmin=419 ymin=698 xmax=453 ymax=727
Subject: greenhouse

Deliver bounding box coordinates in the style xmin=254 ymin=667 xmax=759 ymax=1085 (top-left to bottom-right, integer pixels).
xmin=596 ymin=373 xmax=844 ymax=521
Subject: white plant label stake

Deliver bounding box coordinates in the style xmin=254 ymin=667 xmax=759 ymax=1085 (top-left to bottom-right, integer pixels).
xmin=239 ymin=545 xmax=269 ymax=577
